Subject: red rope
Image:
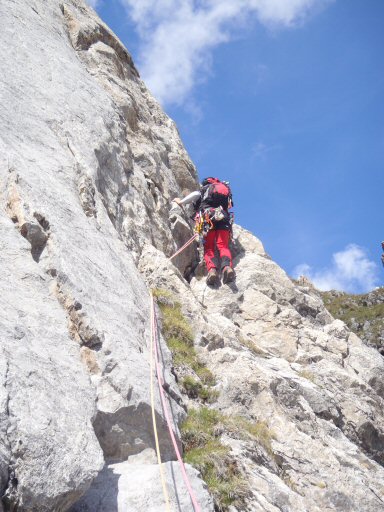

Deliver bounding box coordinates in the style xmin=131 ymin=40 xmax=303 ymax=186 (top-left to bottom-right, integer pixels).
xmin=169 ymin=233 xmax=198 ymax=261
xmin=151 ymin=296 xmax=201 ymax=512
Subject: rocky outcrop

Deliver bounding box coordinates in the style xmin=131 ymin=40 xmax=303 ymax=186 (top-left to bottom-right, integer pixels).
xmin=0 ymin=213 xmax=104 ymax=510
xmin=320 ymin=288 xmax=384 ymax=351
xmin=1 ymin=0 xmax=384 ymax=511
xmin=140 ymin=225 xmax=384 ymax=511
xmin=71 ymin=451 xmax=213 ymax=512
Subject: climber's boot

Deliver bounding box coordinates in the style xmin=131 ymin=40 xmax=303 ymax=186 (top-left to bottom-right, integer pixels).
xmin=222 ymin=266 xmax=235 ymax=284
xmin=206 ymin=268 xmax=219 ymax=286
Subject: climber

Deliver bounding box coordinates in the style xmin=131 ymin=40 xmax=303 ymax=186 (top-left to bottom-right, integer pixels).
xmin=172 ymin=177 xmax=235 ymax=285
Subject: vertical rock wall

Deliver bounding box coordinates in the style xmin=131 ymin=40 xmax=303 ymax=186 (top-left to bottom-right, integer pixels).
xmin=1 ymin=1 xmax=384 ymax=511
xmin=0 ymin=0 xmax=208 ymax=510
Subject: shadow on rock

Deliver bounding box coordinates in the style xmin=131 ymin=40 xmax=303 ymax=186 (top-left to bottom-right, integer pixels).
xmin=70 ymin=465 xmax=119 ymax=512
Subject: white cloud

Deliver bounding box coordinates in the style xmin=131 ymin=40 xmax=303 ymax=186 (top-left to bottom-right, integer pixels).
xmin=119 ymin=0 xmax=333 ymax=106
xmin=293 ymin=244 xmax=380 ymax=293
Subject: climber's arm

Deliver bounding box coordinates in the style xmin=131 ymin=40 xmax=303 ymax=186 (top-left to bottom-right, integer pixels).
xmin=172 ymin=191 xmax=201 ymax=207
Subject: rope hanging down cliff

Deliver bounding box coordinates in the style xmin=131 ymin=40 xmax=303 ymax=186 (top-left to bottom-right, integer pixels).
xmin=150 ymin=294 xmax=172 ymax=511
xmin=150 ymin=292 xmax=202 ymax=512
xmin=169 ymin=233 xmax=199 ymax=261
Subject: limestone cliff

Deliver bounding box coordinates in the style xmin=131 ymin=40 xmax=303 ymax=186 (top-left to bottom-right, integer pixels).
xmin=0 ymin=0 xmax=206 ymax=510
xmin=1 ymin=1 xmax=384 ymax=511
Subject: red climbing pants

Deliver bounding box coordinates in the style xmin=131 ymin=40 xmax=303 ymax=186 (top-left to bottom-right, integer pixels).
xmin=204 ymin=229 xmax=232 ymax=272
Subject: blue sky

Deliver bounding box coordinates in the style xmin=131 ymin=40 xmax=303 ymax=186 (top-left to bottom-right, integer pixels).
xmin=89 ymin=0 xmax=384 ymax=293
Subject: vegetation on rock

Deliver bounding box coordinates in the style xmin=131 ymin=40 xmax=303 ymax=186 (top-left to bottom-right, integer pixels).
xmin=153 ymin=288 xmax=217 ymax=396
xmin=181 ymin=407 xmax=276 ymax=510
xmin=321 ymin=287 xmax=384 ymax=349
xmin=181 ymin=375 xmax=219 ymax=403
xmin=153 ymin=288 xmax=278 ymax=509
xmin=181 ymin=407 xmax=247 ymax=510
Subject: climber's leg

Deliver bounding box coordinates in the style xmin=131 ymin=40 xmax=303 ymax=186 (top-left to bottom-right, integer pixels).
xmin=216 ymin=230 xmax=235 ymax=283
xmin=215 ymin=230 xmax=232 ymax=269
xmin=204 ymin=230 xmax=216 ymax=271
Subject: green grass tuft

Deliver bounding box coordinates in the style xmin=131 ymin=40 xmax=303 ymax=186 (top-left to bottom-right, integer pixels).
xmin=153 ymin=288 xmax=219 ymax=404
xmin=223 ymin=416 xmax=276 ymax=457
xmin=194 ymin=366 xmax=216 ymax=386
xmin=182 ymin=408 xmax=276 ymax=509
xmin=182 ymin=376 xmax=203 ymax=399
xmin=182 ymin=408 xmax=248 ymax=509
xmin=182 ymin=376 xmax=219 ymax=403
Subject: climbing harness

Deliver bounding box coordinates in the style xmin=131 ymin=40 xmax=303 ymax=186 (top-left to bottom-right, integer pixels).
xmin=194 ymin=208 xmax=234 ymax=238
xmin=168 ymin=207 xmax=234 ymax=265
xmin=169 ymin=179 xmax=234 ymax=260
xmin=150 ymin=292 xmax=202 ymax=512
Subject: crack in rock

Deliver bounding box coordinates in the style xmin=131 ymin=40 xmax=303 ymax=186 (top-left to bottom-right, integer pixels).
xmin=53 ymin=278 xmax=104 ymax=351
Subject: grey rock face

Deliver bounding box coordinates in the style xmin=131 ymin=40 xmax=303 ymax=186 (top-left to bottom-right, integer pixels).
xmin=71 ymin=450 xmax=214 ymax=512
xmin=0 ymin=214 xmax=104 ymax=510
xmin=60 ymin=0 xmax=199 ymax=276
xmin=2 ymin=0 xmax=384 ymax=511
xmin=0 ymin=0 xmax=208 ymax=510
xmin=141 ymin=225 xmax=384 ymax=511
xmin=320 ymin=287 xmax=384 ymax=350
